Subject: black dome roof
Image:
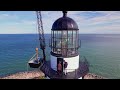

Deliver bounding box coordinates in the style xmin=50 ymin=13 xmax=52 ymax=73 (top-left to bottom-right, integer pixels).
xmin=51 ymin=11 xmax=79 ymax=30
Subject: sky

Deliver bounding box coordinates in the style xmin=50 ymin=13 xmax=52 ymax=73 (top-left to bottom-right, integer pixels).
xmin=0 ymin=11 xmax=120 ymax=34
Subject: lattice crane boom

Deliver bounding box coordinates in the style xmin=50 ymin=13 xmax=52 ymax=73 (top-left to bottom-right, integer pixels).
xmin=36 ymin=11 xmax=46 ymax=61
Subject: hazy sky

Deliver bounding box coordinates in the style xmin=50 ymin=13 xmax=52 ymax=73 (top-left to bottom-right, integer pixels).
xmin=0 ymin=11 xmax=120 ymax=34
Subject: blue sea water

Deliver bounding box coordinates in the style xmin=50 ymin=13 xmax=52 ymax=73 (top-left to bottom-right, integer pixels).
xmin=0 ymin=34 xmax=120 ymax=79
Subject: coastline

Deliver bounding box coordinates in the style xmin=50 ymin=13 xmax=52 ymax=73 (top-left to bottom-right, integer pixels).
xmin=0 ymin=70 xmax=106 ymax=79
xmin=84 ymin=73 xmax=107 ymax=79
xmin=0 ymin=70 xmax=45 ymax=79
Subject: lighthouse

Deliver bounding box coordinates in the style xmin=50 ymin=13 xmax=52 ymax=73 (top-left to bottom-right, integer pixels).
xmin=50 ymin=11 xmax=80 ymax=72
xmin=46 ymin=11 xmax=88 ymax=79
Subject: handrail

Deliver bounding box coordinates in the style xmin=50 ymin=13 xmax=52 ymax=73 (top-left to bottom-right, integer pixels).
xmin=29 ymin=53 xmax=37 ymax=61
xmin=51 ymin=68 xmax=77 ymax=71
xmin=28 ymin=53 xmax=41 ymax=62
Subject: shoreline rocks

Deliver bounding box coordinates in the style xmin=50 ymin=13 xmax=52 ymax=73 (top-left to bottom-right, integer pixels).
xmin=0 ymin=71 xmax=106 ymax=79
xmin=0 ymin=70 xmax=45 ymax=79
xmin=84 ymin=73 xmax=107 ymax=79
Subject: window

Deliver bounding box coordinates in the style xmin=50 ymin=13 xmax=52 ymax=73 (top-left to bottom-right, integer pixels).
xmin=50 ymin=30 xmax=79 ymax=57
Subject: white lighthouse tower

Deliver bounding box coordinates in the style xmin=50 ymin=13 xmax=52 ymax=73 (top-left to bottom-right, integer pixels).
xmin=47 ymin=11 xmax=89 ymax=79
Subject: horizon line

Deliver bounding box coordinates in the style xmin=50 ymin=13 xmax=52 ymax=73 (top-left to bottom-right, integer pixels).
xmin=0 ymin=33 xmax=120 ymax=34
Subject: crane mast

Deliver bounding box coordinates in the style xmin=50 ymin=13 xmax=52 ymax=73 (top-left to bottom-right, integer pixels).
xmin=36 ymin=11 xmax=46 ymax=61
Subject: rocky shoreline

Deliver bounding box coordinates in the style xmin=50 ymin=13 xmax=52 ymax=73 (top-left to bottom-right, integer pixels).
xmin=0 ymin=70 xmax=106 ymax=79
xmin=0 ymin=70 xmax=45 ymax=79
xmin=84 ymin=73 xmax=107 ymax=79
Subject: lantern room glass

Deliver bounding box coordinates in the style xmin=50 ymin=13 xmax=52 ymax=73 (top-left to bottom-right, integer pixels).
xmin=51 ymin=30 xmax=79 ymax=57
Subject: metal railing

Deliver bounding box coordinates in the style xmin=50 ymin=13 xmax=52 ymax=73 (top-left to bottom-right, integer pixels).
xmin=28 ymin=53 xmax=37 ymax=62
xmin=28 ymin=53 xmax=43 ymax=62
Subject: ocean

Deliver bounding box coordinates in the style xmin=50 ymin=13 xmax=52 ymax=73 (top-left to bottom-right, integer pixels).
xmin=0 ymin=34 xmax=120 ymax=79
